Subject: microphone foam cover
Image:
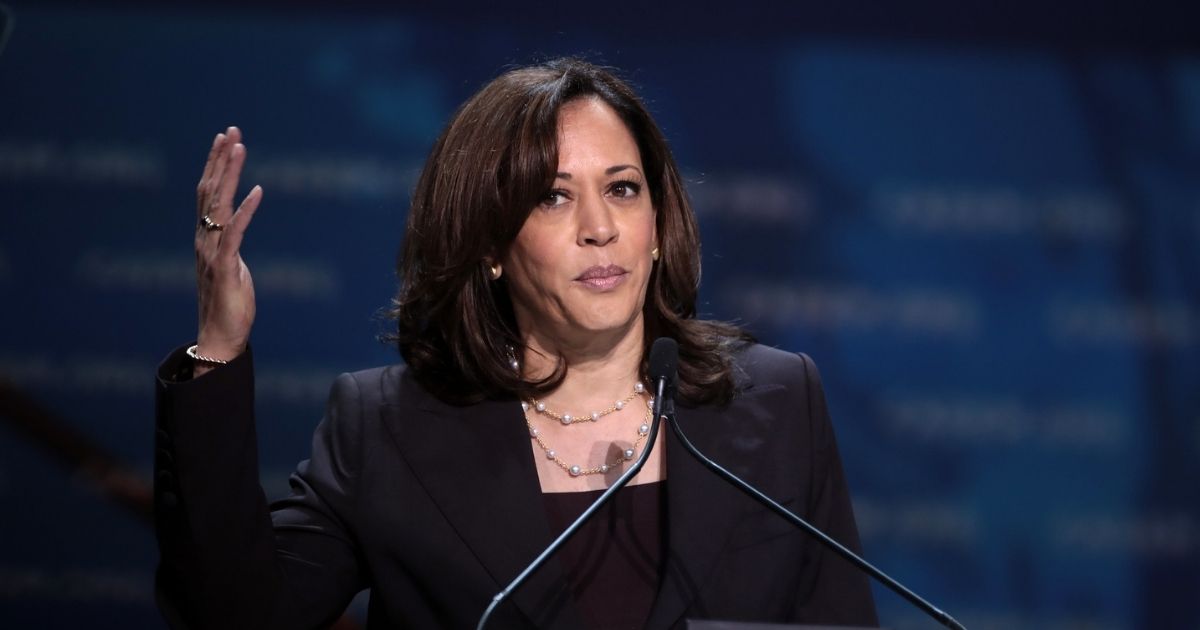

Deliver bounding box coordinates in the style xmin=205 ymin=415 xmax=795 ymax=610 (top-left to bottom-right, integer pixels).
xmin=648 ymin=337 xmax=679 ymax=387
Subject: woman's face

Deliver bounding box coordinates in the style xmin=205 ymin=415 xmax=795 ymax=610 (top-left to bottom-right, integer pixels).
xmin=502 ymin=97 xmax=657 ymax=347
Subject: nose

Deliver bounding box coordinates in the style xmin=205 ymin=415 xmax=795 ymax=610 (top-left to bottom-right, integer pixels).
xmin=576 ymin=192 xmax=618 ymax=247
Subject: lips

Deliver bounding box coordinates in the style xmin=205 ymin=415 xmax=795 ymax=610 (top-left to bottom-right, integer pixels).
xmin=575 ymin=264 xmax=628 ymax=291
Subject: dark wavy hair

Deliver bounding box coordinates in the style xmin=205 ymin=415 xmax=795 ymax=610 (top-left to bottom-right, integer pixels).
xmin=386 ymin=57 xmax=752 ymax=406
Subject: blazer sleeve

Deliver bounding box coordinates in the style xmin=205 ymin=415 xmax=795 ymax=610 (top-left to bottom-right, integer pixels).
xmin=791 ymin=352 xmax=879 ymax=626
xmin=154 ymin=344 xmax=367 ymax=629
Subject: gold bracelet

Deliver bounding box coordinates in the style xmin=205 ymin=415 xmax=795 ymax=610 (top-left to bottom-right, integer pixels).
xmin=186 ymin=344 xmax=230 ymax=366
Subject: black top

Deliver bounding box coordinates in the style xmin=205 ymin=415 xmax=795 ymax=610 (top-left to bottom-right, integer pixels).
xmin=543 ymin=481 xmax=666 ymax=630
xmin=153 ymin=343 xmax=879 ymax=628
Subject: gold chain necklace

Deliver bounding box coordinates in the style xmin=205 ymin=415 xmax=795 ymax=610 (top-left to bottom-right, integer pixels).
xmin=523 ymin=394 xmax=654 ymax=477
xmin=526 ymin=382 xmax=645 ymax=425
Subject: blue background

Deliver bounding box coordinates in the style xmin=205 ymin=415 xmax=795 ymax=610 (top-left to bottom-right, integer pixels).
xmin=1 ymin=2 xmax=1197 ymax=628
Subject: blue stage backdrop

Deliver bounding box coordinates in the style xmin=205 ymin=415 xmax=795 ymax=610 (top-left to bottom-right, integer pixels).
xmin=1 ymin=3 xmax=1197 ymax=629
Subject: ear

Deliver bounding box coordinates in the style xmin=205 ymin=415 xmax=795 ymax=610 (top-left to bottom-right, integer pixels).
xmin=484 ymin=259 xmax=502 ymax=280
xmin=651 ymin=207 xmax=660 ymax=260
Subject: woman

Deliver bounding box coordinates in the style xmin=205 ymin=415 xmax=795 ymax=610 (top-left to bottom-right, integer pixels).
xmin=155 ymin=58 xmax=878 ymax=629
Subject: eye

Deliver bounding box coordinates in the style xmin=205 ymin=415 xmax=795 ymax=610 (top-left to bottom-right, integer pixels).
xmin=608 ymin=180 xmax=642 ymax=199
xmin=540 ymin=189 xmax=570 ymax=208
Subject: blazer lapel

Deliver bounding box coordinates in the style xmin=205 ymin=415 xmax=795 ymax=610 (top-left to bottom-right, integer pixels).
xmin=381 ymin=386 xmax=583 ymax=629
xmin=646 ymin=402 xmax=753 ymax=630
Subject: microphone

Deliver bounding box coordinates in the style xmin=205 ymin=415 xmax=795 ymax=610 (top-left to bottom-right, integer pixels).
xmin=647 ymin=337 xmax=679 ymax=406
xmin=476 ymin=337 xmax=679 ymax=630
xmin=663 ymin=359 xmax=967 ymax=630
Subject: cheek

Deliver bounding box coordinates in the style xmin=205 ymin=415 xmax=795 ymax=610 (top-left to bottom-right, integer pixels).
xmin=629 ymin=210 xmax=657 ymax=250
xmin=507 ymin=233 xmax=563 ymax=297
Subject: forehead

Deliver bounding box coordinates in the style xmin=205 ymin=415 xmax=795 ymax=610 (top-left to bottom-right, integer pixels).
xmin=555 ymin=97 xmax=641 ymax=168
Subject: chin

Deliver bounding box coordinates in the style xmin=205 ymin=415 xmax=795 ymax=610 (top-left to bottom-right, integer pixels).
xmin=570 ymin=305 xmax=644 ymax=336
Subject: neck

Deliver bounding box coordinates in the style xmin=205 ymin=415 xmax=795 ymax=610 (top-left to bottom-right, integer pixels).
xmin=519 ymin=319 xmax=645 ymax=406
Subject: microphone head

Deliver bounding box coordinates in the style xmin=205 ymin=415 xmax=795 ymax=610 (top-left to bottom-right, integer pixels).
xmin=648 ymin=337 xmax=679 ymax=390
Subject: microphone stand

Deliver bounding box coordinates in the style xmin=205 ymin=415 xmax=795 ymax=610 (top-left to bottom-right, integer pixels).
xmin=475 ymin=377 xmax=669 ymax=630
xmin=667 ymin=413 xmax=968 ymax=630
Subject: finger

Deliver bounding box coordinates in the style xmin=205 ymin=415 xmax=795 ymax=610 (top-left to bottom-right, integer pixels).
xmin=218 ymin=185 xmax=263 ymax=261
xmin=212 ymin=142 xmax=246 ymax=222
xmin=204 ymin=126 xmax=241 ymax=211
xmin=197 ymin=133 xmax=226 ymax=217
xmin=198 ymin=132 xmax=224 ymax=190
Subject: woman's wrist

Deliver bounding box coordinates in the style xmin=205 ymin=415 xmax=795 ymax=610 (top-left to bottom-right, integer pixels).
xmin=187 ymin=344 xmax=232 ymax=366
xmin=188 ymin=342 xmax=244 ymax=378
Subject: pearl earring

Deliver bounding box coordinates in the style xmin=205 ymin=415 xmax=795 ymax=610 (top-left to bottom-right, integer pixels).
xmin=488 ymin=262 xmax=502 ymax=280
xmin=651 ymin=247 xmax=660 ymax=261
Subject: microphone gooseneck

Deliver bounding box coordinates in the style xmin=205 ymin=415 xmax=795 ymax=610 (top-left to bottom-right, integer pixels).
xmin=476 ymin=338 xmax=680 ymax=630
xmin=666 ymin=402 xmax=968 ymax=630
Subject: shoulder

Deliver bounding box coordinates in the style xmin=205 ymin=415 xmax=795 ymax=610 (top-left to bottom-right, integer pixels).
xmin=310 ymin=363 xmax=425 ymax=466
xmin=330 ymin=362 xmax=422 ymax=411
xmin=729 ymin=343 xmax=822 ymax=394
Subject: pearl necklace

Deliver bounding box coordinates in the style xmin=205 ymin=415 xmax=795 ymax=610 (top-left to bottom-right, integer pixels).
xmin=523 ymin=394 xmax=655 ymax=477
xmin=527 ymin=381 xmax=646 ymax=425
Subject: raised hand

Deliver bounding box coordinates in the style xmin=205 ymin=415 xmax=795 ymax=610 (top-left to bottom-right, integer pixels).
xmin=193 ymin=126 xmax=263 ymax=374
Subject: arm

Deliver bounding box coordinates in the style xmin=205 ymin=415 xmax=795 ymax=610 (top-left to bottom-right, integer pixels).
xmin=791 ymin=352 xmax=879 ymax=626
xmin=154 ymin=344 xmax=366 ymax=629
xmin=154 ymin=128 xmax=362 ymax=628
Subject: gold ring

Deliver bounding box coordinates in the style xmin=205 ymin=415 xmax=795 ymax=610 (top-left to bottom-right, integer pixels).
xmin=201 ymin=214 xmax=225 ymax=232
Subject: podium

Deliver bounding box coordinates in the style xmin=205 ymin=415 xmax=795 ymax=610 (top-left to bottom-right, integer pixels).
xmin=687 ymin=622 xmax=882 ymax=630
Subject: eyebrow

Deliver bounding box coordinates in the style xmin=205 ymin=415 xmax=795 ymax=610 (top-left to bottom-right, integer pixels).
xmin=555 ymin=164 xmax=642 ymax=180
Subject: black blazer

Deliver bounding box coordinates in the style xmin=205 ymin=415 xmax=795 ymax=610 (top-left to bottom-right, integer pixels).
xmin=154 ymin=343 xmax=878 ymax=629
